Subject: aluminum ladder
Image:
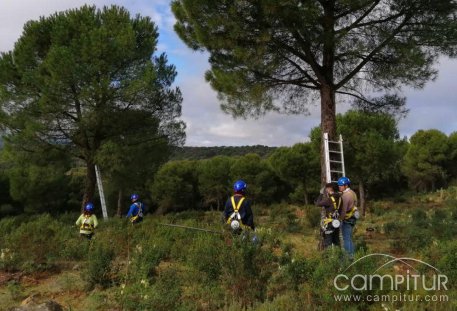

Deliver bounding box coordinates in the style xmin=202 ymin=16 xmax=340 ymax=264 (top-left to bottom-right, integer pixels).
xmin=323 ymin=133 xmax=346 ymax=183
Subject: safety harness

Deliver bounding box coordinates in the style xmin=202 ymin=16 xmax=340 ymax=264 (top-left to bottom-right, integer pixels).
xmin=321 ymin=195 xmax=341 ymax=232
xmin=344 ymin=191 xmax=359 ymax=220
xmin=226 ymin=196 xmax=248 ymax=230
xmin=80 ymin=215 xmax=94 ymax=233
xmin=130 ymin=202 xmax=144 ymax=223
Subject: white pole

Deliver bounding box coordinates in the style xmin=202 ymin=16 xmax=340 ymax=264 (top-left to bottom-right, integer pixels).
xmin=323 ymin=133 xmax=331 ymax=183
xmin=95 ymin=165 xmax=108 ymax=220
xmin=339 ymin=134 xmax=346 ymax=177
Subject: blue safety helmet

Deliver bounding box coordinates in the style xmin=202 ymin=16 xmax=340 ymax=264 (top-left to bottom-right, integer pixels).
xmin=337 ymin=177 xmax=351 ymax=186
xmin=233 ymin=180 xmax=247 ymax=193
xmin=130 ymin=193 xmax=139 ymax=201
xmin=84 ymin=202 xmax=94 ymax=212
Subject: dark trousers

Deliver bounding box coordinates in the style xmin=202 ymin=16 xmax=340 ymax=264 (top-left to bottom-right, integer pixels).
xmin=80 ymin=233 xmax=93 ymax=240
xmin=322 ymin=228 xmax=340 ymax=248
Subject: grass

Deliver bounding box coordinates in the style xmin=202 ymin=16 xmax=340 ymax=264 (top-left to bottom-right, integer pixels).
xmin=1 ymin=188 xmax=457 ymax=310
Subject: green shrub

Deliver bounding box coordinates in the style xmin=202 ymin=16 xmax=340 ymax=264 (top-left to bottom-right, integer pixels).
xmin=85 ymin=241 xmax=115 ymax=289
xmin=354 ymin=236 xmax=368 ymax=253
xmin=370 ymin=201 xmax=384 ymax=217
xmin=119 ymin=269 xmax=186 ymax=311
xmin=188 ymin=233 xmax=225 ymax=282
xmin=406 ymin=226 xmax=433 ymax=250
xmin=0 ymin=204 xmax=16 ymax=216
xmin=304 ymin=205 xmax=321 ymax=227
xmin=411 ymin=208 xmax=429 ymax=227
xmin=383 ymin=221 xmax=406 ymax=237
xmin=148 ymin=269 xmax=185 ymax=311
xmin=389 ymin=238 xmax=409 ymax=253
xmin=0 ymin=214 xmax=70 ymax=272
xmin=6 ymin=280 xmax=25 ymax=301
xmin=437 ymin=241 xmax=457 ymax=287
xmin=129 ymin=237 xmax=171 ymax=281
xmin=60 ymin=237 xmax=90 ymax=261
xmin=448 ymin=202 xmax=457 ymax=221
xmin=285 ymin=257 xmax=313 ymax=290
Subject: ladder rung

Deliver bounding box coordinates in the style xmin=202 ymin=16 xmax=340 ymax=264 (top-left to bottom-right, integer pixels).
xmin=330 ymin=160 xmax=342 ymax=163
xmin=328 ymin=141 xmax=340 ymax=144
xmin=329 ymin=150 xmax=342 ymax=153
xmin=331 ymin=170 xmax=344 ymax=174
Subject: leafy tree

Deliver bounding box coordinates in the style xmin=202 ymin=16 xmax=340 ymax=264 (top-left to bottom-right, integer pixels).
xmin=197 ymin=156 xmax=234 ymax=210
xmin=336 ymin=111 xmax=402 ymax=214
xmin=230 ymin=153 xmax=280 ymax=203
xmin=0 ymin=5 xmax=184 ymax=209
xmin=95 ymin=111 xmax=175 ymax=216
xmin=447 ymin=132 xmax=457 ymax=182
xmin=310 ymin=111 xmax=402 ymax=213
xmin=172 ymin=0 xmax=457 ymax=181
xmin=402 ymin=129 xmax=449 ymax=192
xmin=0 ymin=143 xmax=75 ymax=213
xmin=268 ymin=143 xmax=319 ymax=204
xmin=151 ymin=160 xmax=199 ymax=213
xmin=0 ymin=159 xmax=19 ymax=216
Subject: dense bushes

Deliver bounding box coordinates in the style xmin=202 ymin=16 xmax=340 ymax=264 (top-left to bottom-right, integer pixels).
xmin=149 ymin=127 xmax=457 ymax=215
xmin=1 ymin=199 xmax=457 ymax=310
xmin=0 ymin=214 xmax=73 ymax=272
xmin=150 ymin=153 xmax=289 ymax=213
xmin=85 ymin=242 xmax=116 ymax=289
xmin=382 ymin=204 xmax=457 ymax=253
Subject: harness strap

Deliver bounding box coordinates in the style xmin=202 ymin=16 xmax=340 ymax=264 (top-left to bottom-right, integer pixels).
xmin=80 ymin=215 xmax=94 ymax=231
xmin=130 ymin=202 xmax=144 ymax=223
xmin=329 ymin=196 xmax=341 ymax=211
xmin=227 ymin=196 xmax=246 ymax=226
xmin=345 ymin=191 xmax=358 ymax=220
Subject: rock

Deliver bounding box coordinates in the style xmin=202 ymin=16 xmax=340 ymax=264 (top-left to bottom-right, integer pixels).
xmin=10 ymin=300 xmax=63 ymax=311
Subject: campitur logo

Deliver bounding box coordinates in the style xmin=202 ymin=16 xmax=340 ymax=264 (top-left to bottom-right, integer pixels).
xmin=333 ymin=253 xmax=449 ymax=304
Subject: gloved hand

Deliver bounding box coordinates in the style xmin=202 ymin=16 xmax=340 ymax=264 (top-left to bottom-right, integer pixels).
xmin=319 ymin=186 xmax=325 ymax=195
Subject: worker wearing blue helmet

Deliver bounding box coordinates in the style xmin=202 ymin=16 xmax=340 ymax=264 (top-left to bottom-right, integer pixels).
xmin=75 ymin=202 xmax=98 ymax=240
xmin=224 ymin=180 xmax=255 ymax=233
xmin=126 ymin=193 xmax=144 ymax=224
xmin=337 ymin=177 xmax=360 ymax=260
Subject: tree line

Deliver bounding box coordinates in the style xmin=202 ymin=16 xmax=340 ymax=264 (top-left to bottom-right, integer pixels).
xmin=171 ymin=145 xmax=276 ymax=160
xmin=0 ymin=109 xmax=455 ymax=216
xmin=152 ymin=111 xmax=457 ymax=215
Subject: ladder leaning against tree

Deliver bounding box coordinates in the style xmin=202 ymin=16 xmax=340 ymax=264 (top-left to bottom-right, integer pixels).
xmin=323 ymin=133 xmax=346 ymax=184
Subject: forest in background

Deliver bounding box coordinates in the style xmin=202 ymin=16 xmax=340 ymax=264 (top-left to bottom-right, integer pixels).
xmin=1 ymin=109 xmax=456 ymax=218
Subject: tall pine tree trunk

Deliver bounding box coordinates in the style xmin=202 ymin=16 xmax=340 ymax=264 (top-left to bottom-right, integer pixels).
xmin=359 ymin=181 xmax=366 ymax=216
xmin=117 ymin=189 xmax=123 ymax=217
xmin=82 ymin=160 xmax=97 ymax=212
xmin=320 ymin=84 xmax=337 ymax=185
xmin=319 ymin=1 xmax=337 ymax=186
xmin=304 ymin=191 xmax=309 ymax=205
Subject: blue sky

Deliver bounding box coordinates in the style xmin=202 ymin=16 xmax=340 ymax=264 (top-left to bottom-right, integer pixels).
xmin=1 ymin=0 xmax=456 ymax=146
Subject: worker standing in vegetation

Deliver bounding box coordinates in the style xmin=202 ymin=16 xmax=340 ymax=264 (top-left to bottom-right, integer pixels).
xmin=126 ymin=193 xmax=144 ymax=224
xmin=315 ymin=183 xmax=341 ymax=249
xmin=224 ymin=180 xmax=255 ymax=235
xmin=338 ymin=177 xmax=359 ymax=260
xmin=75 ymin=202 xmax=98 ymax=240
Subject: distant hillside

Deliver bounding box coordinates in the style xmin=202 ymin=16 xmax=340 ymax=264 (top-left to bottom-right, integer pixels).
xmin=171 ymin=145 xmax=276 ymax=160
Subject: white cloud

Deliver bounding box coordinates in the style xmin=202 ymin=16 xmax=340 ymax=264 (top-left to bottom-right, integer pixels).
xmin=0 ymin=0 xmax=125 ymax=52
